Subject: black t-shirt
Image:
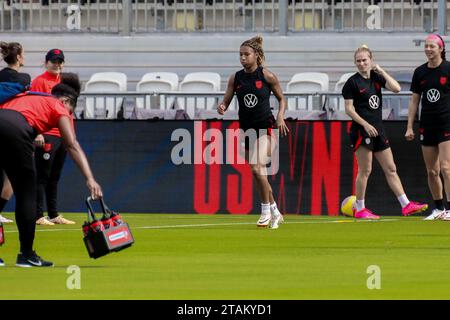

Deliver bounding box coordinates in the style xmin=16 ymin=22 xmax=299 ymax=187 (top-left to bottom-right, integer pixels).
xmin=0 ymin=67 xmax=31 ymax=87
xmin=410 ymin=60 xmax=450 ymax=128
xmin=342 ymin=70 xmax=386 ymax=129
xmin=234 ymin=67 xmax=273 ymax=129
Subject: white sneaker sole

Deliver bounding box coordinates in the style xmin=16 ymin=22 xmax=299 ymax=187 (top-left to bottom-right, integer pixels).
xmin=257 ymin=217 xmax=271 ymax=227
xmin=269 ymin=215 xmax=284 ymax=229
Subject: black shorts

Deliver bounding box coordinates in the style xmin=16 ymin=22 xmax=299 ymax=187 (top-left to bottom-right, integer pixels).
xmin=349 ymin=126 xmax=390 ymax=153
xmin=240 ymin=116 xmax=276 ymax=150
xmin=419 ymin=126 xmax=450 ymax=146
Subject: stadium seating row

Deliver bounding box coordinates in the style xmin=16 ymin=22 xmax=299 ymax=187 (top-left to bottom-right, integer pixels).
xmin=81 ymin=71 xmax=413 ymax=120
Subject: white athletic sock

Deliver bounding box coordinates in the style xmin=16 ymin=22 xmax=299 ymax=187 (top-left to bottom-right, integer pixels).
xmin=397 ymin=194 xmax=410 ymax=208
xmin=355 ymin=200 xmax=365 ymax=212
xmin=261 ymin=203 xmax=271 ymax=216
xmin=270 ymin=202 xmax=281 ymax=217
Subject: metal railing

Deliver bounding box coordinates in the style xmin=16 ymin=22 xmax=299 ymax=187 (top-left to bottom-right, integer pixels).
xmin=76 ymin=90 xmax=414 ymax=120
xmin=0 ymin=0 xmax=447 ymax=33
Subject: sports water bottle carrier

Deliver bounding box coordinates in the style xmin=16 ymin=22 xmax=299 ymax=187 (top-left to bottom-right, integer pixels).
xmin=83 ymin=196 xmax=134 ymax=259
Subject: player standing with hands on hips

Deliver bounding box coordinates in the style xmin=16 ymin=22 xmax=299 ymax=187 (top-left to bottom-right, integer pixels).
xmin=217 ymin=36 xmax=289 ymax=229
xmin=343 ymin=45 xmax=428 ymax=219
xmin=405 ymin=34 xmax=450 ymax=220
xmin=0 ymin=74 xmax=102 ymax=267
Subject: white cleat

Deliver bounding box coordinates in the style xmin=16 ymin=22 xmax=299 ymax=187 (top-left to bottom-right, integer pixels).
xmin=49 ymin=215 xmax=76 ymax=225
xmin=0 ymin=214 xmax=13 ymax=223
xmin=441 ymin=210 xmax=450 ymax=221
xmin=423 ymin=208 xmax=446 ymax=220
xmin=269 ymin=214 xmax=284 ymax=229
xmin=36 ymin=217 xmax=55 ymax=226
xmin=257 ymin=213 xmax=272 ymax=227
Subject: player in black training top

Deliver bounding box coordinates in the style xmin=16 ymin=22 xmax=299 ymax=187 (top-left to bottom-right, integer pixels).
xmin=0 ymin=41 xmax=31 ymax=225
xmin=406 ymin=34 xmax=450 ymax=220
xmin=342 ymin=45 xmax=428 ymax=219
xmin=217 ymin=36 xmax=289 ymax=229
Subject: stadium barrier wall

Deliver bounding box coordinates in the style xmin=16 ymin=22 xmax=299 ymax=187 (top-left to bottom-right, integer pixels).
xmin=4 ymin=120 xmax=431 ymax=216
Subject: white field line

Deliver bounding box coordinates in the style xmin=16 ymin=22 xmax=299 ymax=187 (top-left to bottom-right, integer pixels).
xmin=3 ymin=218 xmax=399 ymax=234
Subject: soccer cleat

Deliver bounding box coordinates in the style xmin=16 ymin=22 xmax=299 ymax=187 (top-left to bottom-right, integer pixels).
xmin=36 ymin=217 xmax=55 ymax=226
xmin=0 ymin=214 xmax=13 ymax=223
xmin=257 ymin=212 xmax=272 ymax=227
xmin=49 ymin=215 xmax=75 ymax=225
xmin=269 ymin=214 xmax=284 ymax=229
xmin=424 ymin=208 xmax=447 ymax=220
xmin=16 ymin=251 xmax=54 ymax=268
xmin=354 ymin=208 xmax=380 ymax=220
xmin=0 ymin=257 xmax=4 ymax=267
xmin=402 ymin=201 xmax=428 ymax=216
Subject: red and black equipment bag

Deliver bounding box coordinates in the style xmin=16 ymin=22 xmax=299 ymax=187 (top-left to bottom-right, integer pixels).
xmin=0 ymin=221 xmax=4 ymax=246
xmin=83 ymin=197 xmax=134 ymax=259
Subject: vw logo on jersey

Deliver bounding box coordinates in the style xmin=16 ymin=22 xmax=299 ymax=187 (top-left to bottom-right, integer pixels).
xmin=244 ymin=94 xmax=258 ymax=108
xmin=368 ymin=95 xmax=380 ymax=109
xmin=43 ymin=153 xmax=50 ymax=160
xmin=427 ymin=89 xmax=440 ymax=103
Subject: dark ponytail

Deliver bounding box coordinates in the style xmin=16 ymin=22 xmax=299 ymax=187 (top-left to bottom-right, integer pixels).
xmin=0 ymin=42 xmax=23 ymax=65
xmin=436 ymin=34 xmax=446 ymax=60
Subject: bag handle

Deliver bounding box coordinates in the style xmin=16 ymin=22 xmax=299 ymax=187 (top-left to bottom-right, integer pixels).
xmin=86 ymin=196 xmax=109 ymax=221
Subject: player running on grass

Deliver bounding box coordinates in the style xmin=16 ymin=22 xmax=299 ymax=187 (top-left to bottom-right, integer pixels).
xmin=405 ymin=34 xmax=450 ymax=220
xmin=342 ymin=45 xmax=428 ymax=219
xmin=217 ymin=36 xmax=289 ymax=229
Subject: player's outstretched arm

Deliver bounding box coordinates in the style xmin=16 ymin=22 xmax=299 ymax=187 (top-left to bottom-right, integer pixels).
xmin=58 ymin=116 xmax=103 ymax=199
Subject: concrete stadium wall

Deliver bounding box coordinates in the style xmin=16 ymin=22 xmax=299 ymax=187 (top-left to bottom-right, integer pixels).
xmin=0 ymin=33 xmax=431 ymax=91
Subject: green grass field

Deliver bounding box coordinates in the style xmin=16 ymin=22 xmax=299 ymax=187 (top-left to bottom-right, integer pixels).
xmin=1 ymin=212 xmax=450 ymax=300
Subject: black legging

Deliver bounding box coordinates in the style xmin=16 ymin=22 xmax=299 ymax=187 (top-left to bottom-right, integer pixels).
xmin=35 ymin=134 xmax=67 ymax=220
xmin=0 ymin=109 xmax=37 ymax=255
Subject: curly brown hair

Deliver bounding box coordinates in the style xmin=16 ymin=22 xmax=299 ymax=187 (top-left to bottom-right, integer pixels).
xmin=240 ymin=36 xmax=265 ymax=67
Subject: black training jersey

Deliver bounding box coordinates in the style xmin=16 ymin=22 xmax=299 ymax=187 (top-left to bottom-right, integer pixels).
xmin=0 ymin=67 xmax=31 ymax=87
xmin=410 ymin=60 xmax=450 ymax=128
xmin=342 ymin=70 xmax=386 ymax=129
xmin=234 ymin=67 xmax=272 ymax=128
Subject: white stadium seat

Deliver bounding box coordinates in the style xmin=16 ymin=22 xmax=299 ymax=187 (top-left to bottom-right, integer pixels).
xmin=285 ymin=72 xmax=329 ymax=119
xmin=84 ymin=72 xmax=127 ymax=119
xmin=178 ymin=72 xmax=221 ymax=119
xmin=136 ymin=72 xmax=179 ymax=110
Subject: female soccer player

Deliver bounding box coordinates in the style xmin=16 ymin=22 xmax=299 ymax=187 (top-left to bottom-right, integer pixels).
xmin=217 ymin=36 xmax=289 ymax=229
xmin=0 ymin=74 xmax=102 ymax=267
xmin=31 ymin=49 xmax=76 ymax=225
xmin=343 ymin=45 xmax=427 ymax=219
xmin=0 ymin=41 xmax=31 ymax=224
xmin=405 ymin=34 xmax=450 ymax=220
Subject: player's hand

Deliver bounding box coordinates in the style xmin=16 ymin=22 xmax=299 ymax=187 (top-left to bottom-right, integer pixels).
xmin=217 ymin=103 xmax=227 ymax=115
xmin=276 ymin=115 xmax=289 ymax=137
xmin=405 ymin=128 xmax=415 ymax=141
xmin=34 ymin=134 xmax=45 ymax=148
xmin=372 ymin=64 xmax=384 ymax=74
xmin=364 ymin=123 xmax=379 ymax=137
xmin=87 ymin=179 xmax=103 ymax=200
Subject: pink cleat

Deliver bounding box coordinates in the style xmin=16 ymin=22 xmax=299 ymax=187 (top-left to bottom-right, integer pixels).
xmin=353 ymin=208 xmax=380 ymax=220
xmin=402 ymin=201 xmax=428 ymax=216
